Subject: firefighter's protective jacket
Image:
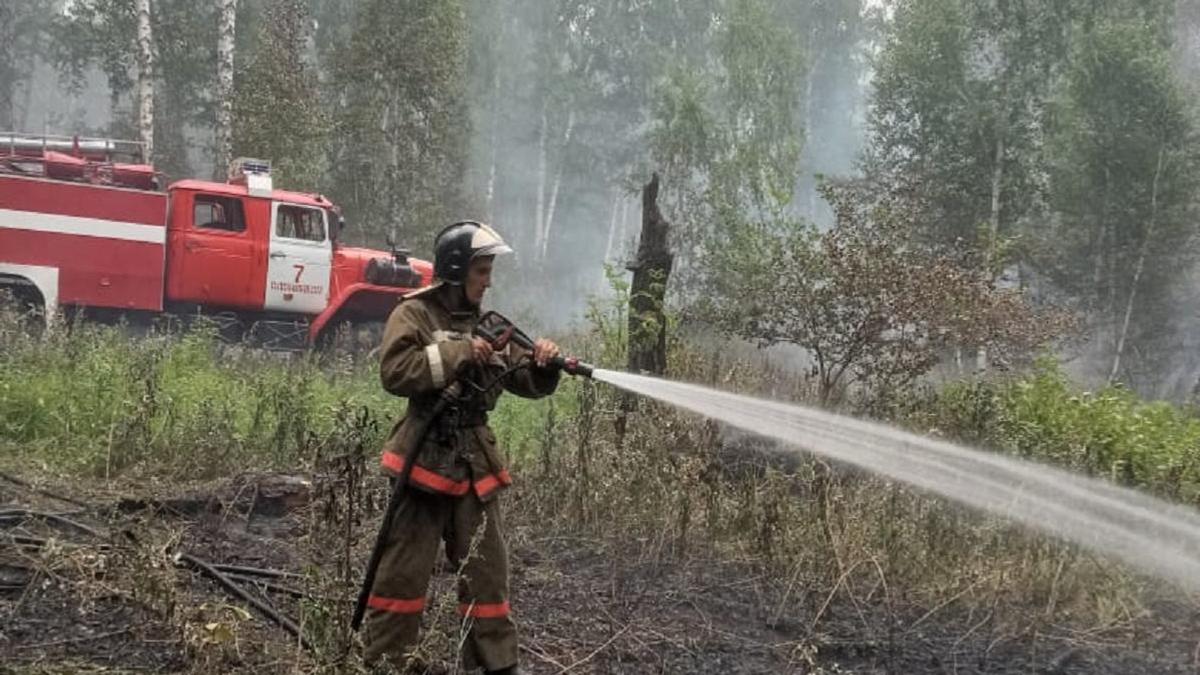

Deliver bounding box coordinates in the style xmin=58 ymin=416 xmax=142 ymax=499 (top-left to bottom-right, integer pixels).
xmin=378 ymin=286 xmax=559 ymax=499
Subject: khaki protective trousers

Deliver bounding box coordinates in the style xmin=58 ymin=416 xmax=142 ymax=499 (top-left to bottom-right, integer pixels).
xmin=363 ymin=487 xmax=516 ymax=671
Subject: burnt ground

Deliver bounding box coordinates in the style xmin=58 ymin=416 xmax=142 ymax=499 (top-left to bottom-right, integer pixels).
xmin=1 ymin=471 xmax=1198 ymax=674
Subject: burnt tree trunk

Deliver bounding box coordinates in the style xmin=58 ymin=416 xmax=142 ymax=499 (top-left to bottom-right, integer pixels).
xmin=627 ymin=172 xmax=673 ymax=376
xmin=616 ymin=173 xmax=673 ymax=446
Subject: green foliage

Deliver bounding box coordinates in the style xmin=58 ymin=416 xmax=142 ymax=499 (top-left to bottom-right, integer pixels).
xmin=931 ymin=361 xmax=1200 ymax=502
xmin=231 ymin=0 xmax=329 ymax=191
xmin=326 ymin=0 xmax=470 ymax=245
xmin=1042 ymin=15 xmax=1200 ymax=383
xmin=51 ymin=0 xmax=219 ymax=178
xmin=703 ymin=181 xmax=1069 ymax=406
xmin=584 ymin=264 xmax=631 ymax=369
xmin=647 ymin=0 xmax=807 ymax=242
xmin=866 ymin=0 xmax=1200 ymax=389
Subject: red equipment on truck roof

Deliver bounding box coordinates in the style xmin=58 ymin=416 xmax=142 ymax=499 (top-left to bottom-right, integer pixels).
xmin=0 ymin=131 xmax=431 ymax=348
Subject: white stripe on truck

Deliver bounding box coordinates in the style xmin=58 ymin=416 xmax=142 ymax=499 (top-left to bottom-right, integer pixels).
xmin=0 ymin=208 xmax=166 ymax=244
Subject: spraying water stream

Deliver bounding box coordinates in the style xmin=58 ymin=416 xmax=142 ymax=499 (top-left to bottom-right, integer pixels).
xmin=591 ymin=369 xmax=1200 ymax=591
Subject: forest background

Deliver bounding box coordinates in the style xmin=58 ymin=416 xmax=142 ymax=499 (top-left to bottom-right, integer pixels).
xmin=9 ymin=0 xmax=1200 ymax=400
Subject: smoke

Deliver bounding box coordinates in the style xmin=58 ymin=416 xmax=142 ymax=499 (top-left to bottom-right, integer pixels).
xmin=468 ymin=2 xmax=872 ymax=335
xmin=18 ymin=60 xmax=110 ymax=137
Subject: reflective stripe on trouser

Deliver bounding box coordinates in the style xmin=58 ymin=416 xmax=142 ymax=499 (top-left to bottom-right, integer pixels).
xmin=363 ymin=487 xmax=516 ymax=671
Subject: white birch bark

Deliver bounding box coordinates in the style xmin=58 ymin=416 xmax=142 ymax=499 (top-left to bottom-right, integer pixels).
xmin=214 ymin=0 xmax=237 ymax=176
xmin=135 ymin=0 xmax=155 ymax=163
xmin=540 ymin=107 xmax=575 ymax=260
xmin=1110 ymin=147 xmax=1166 ymax=383
xmin=485 ymin=66 xmax=499 ymax=220
xmin=534 ymin=99 xmax=547 ymax=256
xmin=603 ymin=190 xmax=620 ymax=263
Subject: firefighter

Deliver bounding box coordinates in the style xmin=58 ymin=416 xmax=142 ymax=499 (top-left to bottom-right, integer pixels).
xmin=364 ymin=221 xmax=560 ymax=674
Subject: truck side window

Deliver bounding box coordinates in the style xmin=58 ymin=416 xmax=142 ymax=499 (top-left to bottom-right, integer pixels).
xmin=275 ymin=205 xmax=325 ymax=242
xmin=194 ymin=195 xmax=245 ymax=232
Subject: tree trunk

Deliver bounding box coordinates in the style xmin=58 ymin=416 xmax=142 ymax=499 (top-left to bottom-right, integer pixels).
xmin=615 ymin=173 xmax=674 ymax=448
xmin=485 ymin=65 xmax=499 ymax=220
xmin=534 ymin=99 xmax=547 ymax=255
xmin=626 ymin=172 xmax=674 ymax=377
xmin=1109 ymin=147 xmax=1166 ymax=383
xmin=214 ymin=0 xmax=237 ymax=177
xmin=801 ymin=38 xmax=824 ymax=219
xmin=603 ymin=190 xmax=620 ymax=264
xmin=135 ymin=0 xmax=155 ymax=163
xmin=618 ymin=197 xmax=630 ymax=257
xmin=540 ymin=108 xmax=575 ymax=260
xmin=978 ymin=117 xmax=1006 ymax=373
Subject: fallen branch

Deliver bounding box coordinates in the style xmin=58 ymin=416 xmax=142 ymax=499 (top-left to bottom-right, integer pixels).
xmin=6 ymin=534 xmax=111 ymax=552
xmin=222 ymin=572 xmax=308 ymax=600
xmin=0 ymin=509 xmax=103 ymax=537
xmin=0 ymin=472 xmax=90 ymax=507
xmin=212 ymin=563 xmax=302 ymax=581
xmin=175 ymin=552 xmax=312 ymax=651
xmin=221 ymin=571 xmax=346 ymax=604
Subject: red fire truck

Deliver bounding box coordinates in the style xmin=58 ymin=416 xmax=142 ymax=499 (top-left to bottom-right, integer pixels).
xmin=0 ymin=132 xmax=431 ymax=348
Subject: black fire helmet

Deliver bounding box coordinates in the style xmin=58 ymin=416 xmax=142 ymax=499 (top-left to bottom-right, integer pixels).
xmin=432 ymin=221 xmax=513 ymax=285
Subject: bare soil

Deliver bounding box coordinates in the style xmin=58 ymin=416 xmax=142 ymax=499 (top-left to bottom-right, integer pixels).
xmin=2 ymin=471 xmax=1197 ymax=674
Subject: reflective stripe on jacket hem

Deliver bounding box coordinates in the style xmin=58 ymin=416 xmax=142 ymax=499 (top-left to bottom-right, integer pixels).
xmin=368 ymin=594 xmax=426 ymax=614
xmin=381 ymin=451 xmax=470 ymax=496
xmin=473 ymin=469 xmax=513 ymax=499
xmin=380 ymin=451 xmax=512 ymax=499
xmin=458 ymin=600 xmax=510 ymax=619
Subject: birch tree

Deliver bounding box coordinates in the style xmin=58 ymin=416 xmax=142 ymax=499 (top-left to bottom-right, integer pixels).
xmin=328 ymin=0 xmax=469 ymax=245
xmin=231 ymin=0 xmax=327 ymax=190
xmin=135 ymin=0 xmax=154 ymax=161
xmin=214 ymin=0 xmax=237 ymax=176
xmin=1046 ymin=16 xmax=1199 ymax=385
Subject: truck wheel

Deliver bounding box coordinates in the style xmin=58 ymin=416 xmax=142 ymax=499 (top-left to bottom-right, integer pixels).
xmin=316 ymin=320 xmax=383 ymax=361
xmin=0 ymin=280 xmax=47 ymax=332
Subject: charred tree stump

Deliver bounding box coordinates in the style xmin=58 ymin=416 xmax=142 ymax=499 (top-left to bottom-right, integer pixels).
xmin=627 ymin=172 xmax=673 ymax=376
xmin=616 ymin=173 xmax=674 ymax=445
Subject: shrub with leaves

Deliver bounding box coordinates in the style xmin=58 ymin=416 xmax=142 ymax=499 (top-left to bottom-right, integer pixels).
xmin=931 ymin=360 xmax=1200 ymax=503
xmin=703 ymin=181 xmax=1071 ymax=406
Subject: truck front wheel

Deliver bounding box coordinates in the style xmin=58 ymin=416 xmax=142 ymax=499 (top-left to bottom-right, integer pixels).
xmin=0 ymin=277 xmax=47 ymax=331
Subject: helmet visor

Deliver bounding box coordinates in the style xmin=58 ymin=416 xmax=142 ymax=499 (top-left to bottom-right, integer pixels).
xmin=469 ymin=224 xmax=513 ymax=258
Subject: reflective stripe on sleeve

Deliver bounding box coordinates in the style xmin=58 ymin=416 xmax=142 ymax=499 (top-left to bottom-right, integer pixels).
xmin=425 ymin=343 xmax=445 ymax=388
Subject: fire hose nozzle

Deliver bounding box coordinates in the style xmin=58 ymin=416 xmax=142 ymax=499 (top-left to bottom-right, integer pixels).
xmin=549 ymin=355 xmax=594 ymax=378
xmin=474 ymin=311 xmax=594 ymax=378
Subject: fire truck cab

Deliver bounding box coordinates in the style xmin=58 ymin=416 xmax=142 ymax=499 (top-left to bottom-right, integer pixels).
xmin=0 ymin=132 xmax=431 ymax=348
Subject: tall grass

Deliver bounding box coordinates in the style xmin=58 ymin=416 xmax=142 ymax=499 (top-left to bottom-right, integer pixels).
xmin=0 ymin=300 xmax=567 ymax=483
xmin=4 ymin=292 xmax=1200 ymax=667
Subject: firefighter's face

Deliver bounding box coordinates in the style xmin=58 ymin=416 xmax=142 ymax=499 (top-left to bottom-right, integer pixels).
xmin=464 ymin=256 xmax=493 ymax=306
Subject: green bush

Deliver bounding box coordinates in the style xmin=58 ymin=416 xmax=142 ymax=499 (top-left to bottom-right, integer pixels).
xmin=929 ymin=359 xmax=1200 ymax=502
